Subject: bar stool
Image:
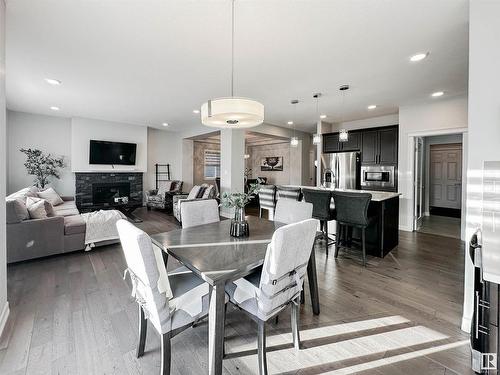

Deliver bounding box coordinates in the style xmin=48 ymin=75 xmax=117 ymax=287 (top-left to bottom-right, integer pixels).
xmin=258 ymin=185 xmax=276 ymax=219
xmin=302 ymin=189 xmax=336 ymax=256
xmin=276 ymin=186 xmax=302 ymax=202
xmin=331 ymin=191 xmax=373 ymax=267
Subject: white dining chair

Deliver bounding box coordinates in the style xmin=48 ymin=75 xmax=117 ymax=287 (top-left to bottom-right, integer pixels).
xmin=274 ymin=199 xmax=313 ymax=224
xmin=180 ymin=199 xmax=220 ymax=229
xmin=224 ymin=219 xmax=318 ymax=375
xmin=117 ymin=220 xmax=210 ymax=375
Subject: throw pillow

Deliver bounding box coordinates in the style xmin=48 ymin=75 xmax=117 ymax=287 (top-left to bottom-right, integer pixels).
xmin=202 ymin=186 xmax=214 ymax=199
xmin=187 ymin=186 xmax=201 ymax=200
xmin=26 ymin=198 xmax=48 ymax=219
xmin=6 ymin=199 xmax=30 ymax=223
xmin=157 ymin=181 xmax=172 ymax=196
xmin=26 ymin=196 xmax=55 ymax=217
xmin=196 ymin=187 xmax=207 ymax=198
xmin=37 ymin=187 xmax=64 ymax=206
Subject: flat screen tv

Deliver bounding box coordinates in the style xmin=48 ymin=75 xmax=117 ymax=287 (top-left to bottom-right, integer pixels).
xmin=89 ymin=140 xmax=137 ymax=165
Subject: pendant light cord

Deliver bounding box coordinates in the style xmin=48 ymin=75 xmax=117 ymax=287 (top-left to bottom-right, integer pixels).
xmin=231 ymin=0 xmax=235 ymax=97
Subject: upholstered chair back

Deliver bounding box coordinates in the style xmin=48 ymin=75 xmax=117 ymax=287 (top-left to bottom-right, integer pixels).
xmin=258 ymin=219 xmax=317 ymax=319
xmin=332 ymin=191 xmax=372 ymax=226
xmin=258 ymin=185 xmax=276 ymax=210
xmin=302 ymin=189 xmax=334 ymax=220
xmin=181 ymin=199 xmax=220 ymax=229
xmin=274 ymin=199 xmax=313 ymax=224
xmin=276 ymin=186 xmax=301 ymax=201
xmin=117 ymin=220 xmax=171 ymax=334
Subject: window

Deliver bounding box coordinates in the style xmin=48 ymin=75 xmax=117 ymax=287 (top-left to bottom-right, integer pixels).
xmin=204 ymin=149 xmax=220 ymax=179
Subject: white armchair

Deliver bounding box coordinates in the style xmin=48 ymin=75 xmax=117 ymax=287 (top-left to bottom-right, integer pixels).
xmin=173 ymin=184 xmax=216 ymax=223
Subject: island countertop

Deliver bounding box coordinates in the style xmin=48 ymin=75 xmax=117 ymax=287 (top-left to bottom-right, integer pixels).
xmin=281 ymin=185 xmax=401 ymax=202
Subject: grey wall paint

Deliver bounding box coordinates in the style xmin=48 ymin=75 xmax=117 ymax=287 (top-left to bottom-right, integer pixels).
xmin=245 ymin=142 xmax=291 ymax=185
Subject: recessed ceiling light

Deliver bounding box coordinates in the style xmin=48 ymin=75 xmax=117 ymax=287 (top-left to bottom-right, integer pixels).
xmin=367 ymin=105 xmax=377 ymax=110
xmin=193 ymin=109 xmax=200 ymax=114
xmin=410 ymin=52 xmax=429 ymax=62
xmin=431 ymin=91 xmax=444 ymax=97
xmin=45 ymin=78 xmax=62 ymax=85
xmin=320 ymin=114 xmax=327 ymax=119
xmin=162 ymin=122 xmax=169 ymax=127
xmin=50 ymin=106 xmax=60 ymax=111
xmin=287 ymin=121 xmax=293 ymax=125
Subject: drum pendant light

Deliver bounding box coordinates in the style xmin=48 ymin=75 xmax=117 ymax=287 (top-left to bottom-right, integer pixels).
xmin=201 ymin=0 xmax=264 ymax=128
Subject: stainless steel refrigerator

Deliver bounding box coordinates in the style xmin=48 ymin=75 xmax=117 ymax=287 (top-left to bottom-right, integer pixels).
xmin=320 ymin=151 xmax=361 ymax=189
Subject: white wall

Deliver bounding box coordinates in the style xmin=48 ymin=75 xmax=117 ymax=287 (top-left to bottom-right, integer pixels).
xmin=71 ymin=117 xmax=148 ymax=172
xmin=332 ymin=113 xmax=399 ymax=132
xmin=146 ymin=127 xmax=182 ymax=192
xmin=462 ymin=0 xmax=500 ymax=333
xmin=7 ymin=111 xmax=74 ymax=195
xmin=0 ymin=0 xmax=8 ymax=336
xmin=398 ymin=96 xmax=468 ymax=231
xmin=246 ymin=142 xmax=291 ymax=185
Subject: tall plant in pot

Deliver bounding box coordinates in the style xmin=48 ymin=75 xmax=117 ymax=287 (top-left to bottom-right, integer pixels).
xmin=220 ymin=183 xmax=260 ymax=237
xmin=20 ymin=148 xmax=65 ymax=189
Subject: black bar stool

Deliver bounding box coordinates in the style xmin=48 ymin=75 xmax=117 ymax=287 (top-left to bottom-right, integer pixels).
xmin=331 ymin=191 xmax=373 ymax=267
xmin=302 ymin=189 xmax=336 ymax=256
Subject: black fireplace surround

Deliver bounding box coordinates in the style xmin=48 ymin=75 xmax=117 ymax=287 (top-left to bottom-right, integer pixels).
xmin=75 ymin=172 xmax=143 ymax=210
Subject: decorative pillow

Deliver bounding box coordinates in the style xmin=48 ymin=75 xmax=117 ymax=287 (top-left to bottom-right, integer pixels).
xmin=202 ymin=185 xmax=214 ymax=199
xmin=6 ymin=199 xmax=30 ymax=223
xmin=26 ymin=198 xmax=48 ymax=219
xmin=6 ymin=186 xmax=38 ymax=202
xmin=37 ymin=187 xmax=64 ymax=206
xmin=26 ymin=197 xmax=55 ymax=217
xmin=157 ymin=181 xmax=172 ymax=196
xmin=196 ymin=187 xmax=207 ymax=198
xmin=187 ymin=186 xmax=201 ymax=200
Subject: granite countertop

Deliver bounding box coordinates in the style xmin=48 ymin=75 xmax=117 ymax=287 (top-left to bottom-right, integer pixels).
xmin=282 ymin=185 xmax=401 ymax=202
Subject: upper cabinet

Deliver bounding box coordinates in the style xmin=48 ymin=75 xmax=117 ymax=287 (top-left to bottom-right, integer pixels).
xmin=323 ymin=125 xmax=398 ymax=165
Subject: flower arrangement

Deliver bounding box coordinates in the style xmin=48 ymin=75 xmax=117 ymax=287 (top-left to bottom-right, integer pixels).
xmin=220 ymin=183 xmax=260 ymax=210
xmin=20 ymin=148 xmax=65 ymax=189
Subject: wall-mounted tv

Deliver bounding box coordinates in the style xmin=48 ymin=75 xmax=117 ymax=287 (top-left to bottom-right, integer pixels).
xmin=89 ymin=140 xmax=137 ymax=165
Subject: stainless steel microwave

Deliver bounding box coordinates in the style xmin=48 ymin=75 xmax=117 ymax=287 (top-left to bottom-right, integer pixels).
xmin=361 ymin=165 xmax=395 ymax=190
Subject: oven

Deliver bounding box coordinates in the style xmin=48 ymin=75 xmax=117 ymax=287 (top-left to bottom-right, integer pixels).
xmin=361 ymin=165 xmax=395 ymax=190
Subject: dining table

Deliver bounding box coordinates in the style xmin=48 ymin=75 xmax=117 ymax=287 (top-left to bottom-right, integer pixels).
xmin=151 ymin=215 xmax=320 ymax=375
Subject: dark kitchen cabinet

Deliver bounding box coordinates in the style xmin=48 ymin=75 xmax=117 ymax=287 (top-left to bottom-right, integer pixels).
xmin=378 ymin=128 xmax=398 ymax=164
xmin=341 ymin=132 xmax=360 ymax=151
xmin=323 ymin=133 xmax=341 ymax=152
xmin=361 ymin=130 xmax=378 ymax=163
xmin=361 ymin=126 xmax=398 ymax=164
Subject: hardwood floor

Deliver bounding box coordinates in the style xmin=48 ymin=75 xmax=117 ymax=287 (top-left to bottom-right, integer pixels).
xmin=418 ymin=215 xmax=461 ymax=239
xmin=0 ymin=208 xmax=472 ymax=374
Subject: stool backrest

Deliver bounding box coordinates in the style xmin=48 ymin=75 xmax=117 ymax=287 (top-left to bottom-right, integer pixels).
xmin=332 ymin=191 xmax=372 ymax=226
xmin=258 ymin=185 xmax=276 ymax=210
xmin=181 ymin=199 xmax=220 ymax=228
xmin=302 ymin=189 xmax=332 ymax=220
xmin=274 ymin=199 xmax=313 ymax=224
xmin=276 ymin=186 xmax=301 ymax=201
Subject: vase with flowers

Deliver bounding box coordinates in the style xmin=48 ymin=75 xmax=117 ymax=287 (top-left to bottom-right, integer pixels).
xmin=220 ymin=183 xmax=260 ymax=237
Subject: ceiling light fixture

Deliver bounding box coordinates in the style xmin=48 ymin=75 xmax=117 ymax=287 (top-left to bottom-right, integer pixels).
xmin=312 ymin=93 xmax=323 ymax=145
xmin=201 ymin=0 xmax=264 ymax=128
xmin=367 ymin=105 xmax=377 ymax=110
xmin=287 ymin=121 xmax=293 ymax=125
xmin=410 ymin=52 xmax=429 ymax=62
xmin=290 ymin=99 xmax=299 ymax=147
xmin=338 ymin=85 xmax=349 ymax=142
xmin=431 ymin=91 xmax=444 ymax=97
xmin=50 ymin=106 xmax=60 ymax=111
xmin=193 ymin=109 xmax=200 ymax=114
xmin=162 ymin=122 xmax=169 ymax=127
xmin=45 ymin=78 xmax=62 ymax=85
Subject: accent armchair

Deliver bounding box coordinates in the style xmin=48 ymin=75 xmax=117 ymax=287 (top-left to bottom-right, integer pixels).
xmin=145 ymin=180 xmax=183 ymax=212
xmin=172 ymin=184 xmax=217 ymax=223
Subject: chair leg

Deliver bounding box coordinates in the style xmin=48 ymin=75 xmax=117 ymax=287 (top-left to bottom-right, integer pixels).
xmin=223 ymin=304 xmax=228 ymax=358
xmin=362 ymin=228 xmax=366 ymax=267
xmin=257 ymin=321 xmax=268 ymax=375
xmin=324 ymin=221 xmax=329 ymax=257
xmin=259 ymin=208 xmax=263 ymax=218
xmin=300 ymin=289 xmax=305 ymax=304
xmin=334 ymin=224 xmax=341 ymax=258
xmin=136 ymin=305 xmax=147 ymax=358
xmin=291 ymin=296 xmax=301 ymax=350
xmin=160 ymin=332 xmax=171 ymax=375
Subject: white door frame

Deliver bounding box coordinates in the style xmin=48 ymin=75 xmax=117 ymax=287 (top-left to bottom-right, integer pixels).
xmin=406 ymin=127 xmax=468 ymax=240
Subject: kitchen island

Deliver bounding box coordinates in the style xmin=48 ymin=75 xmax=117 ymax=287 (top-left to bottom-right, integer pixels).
xmin=283 ymin=186 xmax=401 ymax=257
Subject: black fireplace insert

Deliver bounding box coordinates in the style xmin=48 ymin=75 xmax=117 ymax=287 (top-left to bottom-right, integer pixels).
xmin=92 ymin=182 xmax=131 ymax=205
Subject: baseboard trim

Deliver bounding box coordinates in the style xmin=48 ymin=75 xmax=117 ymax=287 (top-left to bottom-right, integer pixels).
xmin=0 ymin=302 xmax=10 ymax=337
xmin=399 ymin=225 xmax=412 ymax=232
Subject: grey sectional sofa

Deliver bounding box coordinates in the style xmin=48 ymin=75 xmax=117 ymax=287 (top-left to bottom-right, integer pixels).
xmin=6 ymin=187 xmax=117 ymax=263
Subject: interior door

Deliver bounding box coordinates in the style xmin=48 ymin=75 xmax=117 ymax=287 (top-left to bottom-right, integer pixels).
xmin=429 ymin=143 xmax=462 ymax=209
xmin=413 ymin=137 xmax=424 ymax=230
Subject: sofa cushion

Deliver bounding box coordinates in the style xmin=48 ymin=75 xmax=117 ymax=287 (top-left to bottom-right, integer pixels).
xmin=6 ymin=199 xmax=29 ymax=223
xmin=26 ymin=196 xmax=55 ymax=217
xmin=38 ymin=187 xmax=64 ymax=206
xmin=26 ymin=198 xmax=48 ymax=219
xmin=64 ymin=215 xmax=86 ymax=235
xmin=52 ymin=200 xmax=79 ymax=217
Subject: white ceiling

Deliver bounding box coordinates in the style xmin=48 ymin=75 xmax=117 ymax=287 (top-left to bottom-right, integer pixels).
xmin=5 ymin=0 xmax=469 ymax=133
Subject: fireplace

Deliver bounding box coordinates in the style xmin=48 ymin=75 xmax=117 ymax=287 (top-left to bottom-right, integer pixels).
xmin=92 ymin=182 xmax=130 ymax=205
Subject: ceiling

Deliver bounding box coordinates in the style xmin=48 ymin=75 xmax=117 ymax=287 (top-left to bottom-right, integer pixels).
xmin=5 ymin=0 xmax=469 ymax=133
xmin=192 ymin=131 xmax=289 ymax=146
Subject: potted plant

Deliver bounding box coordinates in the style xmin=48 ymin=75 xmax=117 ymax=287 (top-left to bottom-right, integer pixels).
xmin=20 ymin=148 xmax=65 ymax=189
xmin=220 ymin=183 xmax=260 ymax=237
